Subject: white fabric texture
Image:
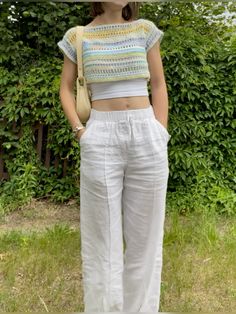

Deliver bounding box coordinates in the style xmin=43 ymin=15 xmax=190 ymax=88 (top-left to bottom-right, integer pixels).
xmin=87 ymin=77 xmax=149 ymax=101
xmin=79 ymin=105 xmax=171 ymax=312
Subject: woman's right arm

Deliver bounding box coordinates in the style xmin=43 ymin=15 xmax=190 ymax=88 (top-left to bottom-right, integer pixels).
xmin=59 ymin=54 xmax=85 ymax=137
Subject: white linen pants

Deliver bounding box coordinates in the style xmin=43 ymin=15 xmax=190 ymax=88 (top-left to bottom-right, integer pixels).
xmin=79 ymin=105 xmax=171 ymax=312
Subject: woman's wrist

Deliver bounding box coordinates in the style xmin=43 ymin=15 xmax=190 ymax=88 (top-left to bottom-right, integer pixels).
xmin=155 ymin=118 xmax=168 ymax=130
xmin=72 ymin=125 xmax=85 ymax=138
xmin=76 ymin=128 xmax=85 ymax=140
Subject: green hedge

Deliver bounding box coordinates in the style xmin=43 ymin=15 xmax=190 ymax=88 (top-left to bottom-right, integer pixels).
xmin=0 ymin=2 xmax=235 ymax=216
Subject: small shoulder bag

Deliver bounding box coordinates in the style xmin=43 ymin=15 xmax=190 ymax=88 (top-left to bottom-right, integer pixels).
xmin=76 ymin=26 xmax=92 ymax=124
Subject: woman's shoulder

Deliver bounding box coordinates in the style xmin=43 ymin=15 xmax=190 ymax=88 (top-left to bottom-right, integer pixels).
xmin=141 ymin=18 xmax=164 ymax=37
xmin=141 ymin=18 xmax=159 ymax=29
xmin=62 ymin=26 xmax=78 ymax=46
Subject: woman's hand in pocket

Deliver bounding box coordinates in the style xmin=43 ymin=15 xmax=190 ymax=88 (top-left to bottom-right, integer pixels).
xmin=76 ymin=128 xmax=87 ymax=142
xmin=156 ymin=118 xmax=168 ymax=131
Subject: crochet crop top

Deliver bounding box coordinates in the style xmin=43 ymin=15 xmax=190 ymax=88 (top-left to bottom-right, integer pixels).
xmin=57 ymin=18 xmax=164 ymax=100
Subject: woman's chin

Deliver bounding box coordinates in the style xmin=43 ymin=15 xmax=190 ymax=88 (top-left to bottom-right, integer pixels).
xmin=110 ymin=0 xmax=129 ymax=8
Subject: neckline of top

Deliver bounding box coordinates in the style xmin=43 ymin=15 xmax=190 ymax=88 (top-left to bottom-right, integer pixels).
xmin=84 ymin=18 xmax=143 ymax=30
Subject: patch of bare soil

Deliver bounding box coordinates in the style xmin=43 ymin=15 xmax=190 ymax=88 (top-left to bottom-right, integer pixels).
xmin=0 ymin=198 xmax=80 ymax=235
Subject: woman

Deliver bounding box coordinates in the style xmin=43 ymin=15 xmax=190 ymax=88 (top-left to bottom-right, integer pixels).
xmin=57 ymin=1 xmax=171 ymax=312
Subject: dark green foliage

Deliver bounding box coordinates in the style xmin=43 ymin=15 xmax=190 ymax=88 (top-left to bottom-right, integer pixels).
xmin=163 ymin=27 xmax=235 ymax=191
xmin=0 ymin=2 xmax=235 ymax=215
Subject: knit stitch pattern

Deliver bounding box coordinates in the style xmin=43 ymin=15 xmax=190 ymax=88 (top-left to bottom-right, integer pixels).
xmin=57 ymin=18 xmax=164 ymax=84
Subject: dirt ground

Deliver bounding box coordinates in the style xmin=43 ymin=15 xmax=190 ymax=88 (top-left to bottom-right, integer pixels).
xmin=0 ymin=198 xmax=81 ymax=235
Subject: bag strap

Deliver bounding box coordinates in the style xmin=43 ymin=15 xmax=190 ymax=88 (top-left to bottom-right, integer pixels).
xmin=76 ymin=26 xmax=85 ymax=86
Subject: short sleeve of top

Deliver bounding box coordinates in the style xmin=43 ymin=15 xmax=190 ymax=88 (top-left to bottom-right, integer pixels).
xmin=57 ymin=26 xmax=77 ymax=64
xmin=143 ymin=20 xmax=164 ymax=52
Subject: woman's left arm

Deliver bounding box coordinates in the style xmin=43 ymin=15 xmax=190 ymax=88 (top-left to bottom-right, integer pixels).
xmin=147 ymin=41 xmax=169 ymax=130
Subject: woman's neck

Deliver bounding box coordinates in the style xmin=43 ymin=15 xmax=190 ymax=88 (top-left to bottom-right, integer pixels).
xmin=94 ymin=14 xmax=128 ymax=25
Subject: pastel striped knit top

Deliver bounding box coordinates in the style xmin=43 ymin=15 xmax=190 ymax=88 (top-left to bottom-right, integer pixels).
xmin=57 ymin=18 xmax=164 ymax=85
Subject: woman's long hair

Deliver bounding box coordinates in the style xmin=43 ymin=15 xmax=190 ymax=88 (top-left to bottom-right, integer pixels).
xmin=90 ymin=2 xmax=141 ymax=21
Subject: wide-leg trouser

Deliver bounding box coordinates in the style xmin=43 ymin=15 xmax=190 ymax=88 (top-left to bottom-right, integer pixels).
xmin=79 ymin=105 xmax=171 ymax=312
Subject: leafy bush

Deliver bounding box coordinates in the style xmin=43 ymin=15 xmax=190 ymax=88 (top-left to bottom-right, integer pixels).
xmin=0 ymin=2 xmax=235 ymax=215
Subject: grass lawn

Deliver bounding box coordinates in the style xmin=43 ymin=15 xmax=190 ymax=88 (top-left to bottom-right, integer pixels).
xmin=0 ymin=198 xmax=235 ymax=312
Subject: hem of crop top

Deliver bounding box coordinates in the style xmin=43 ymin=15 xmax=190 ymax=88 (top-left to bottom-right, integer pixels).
xmin=91 ymin=90 xmax=149 ymax=101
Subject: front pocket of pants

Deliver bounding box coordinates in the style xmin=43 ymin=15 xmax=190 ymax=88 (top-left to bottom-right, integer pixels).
xmin=79 ymin=120 xmax=93 ymax=144
xmin=155 ymin=119 xmax=171 ymax=141
xmin=79 ymin=128 xmax=89 ymax=145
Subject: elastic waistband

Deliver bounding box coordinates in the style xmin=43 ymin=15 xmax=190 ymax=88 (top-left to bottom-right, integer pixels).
xmin=89 ymin=105 xmax=154 ymax=122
